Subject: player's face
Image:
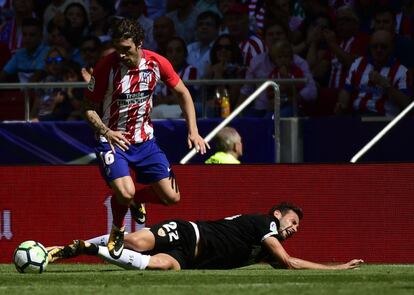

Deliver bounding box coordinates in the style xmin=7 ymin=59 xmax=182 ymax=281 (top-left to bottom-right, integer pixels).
xmin=113 ymin=38 xmax=141 ymax=68
xmin=275 ymin=210 xmax=300 ymax=240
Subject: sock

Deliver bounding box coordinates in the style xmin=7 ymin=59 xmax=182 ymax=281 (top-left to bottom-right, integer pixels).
xmin=134 ymin=186 xmax=165 ymax=204
xmin=86 ymin=234 xmax=109 ymax=246
xmin=110 ymin=195 xmax=128 ymax=228
xmin=97 ymin=246 xmax=150 ymax=270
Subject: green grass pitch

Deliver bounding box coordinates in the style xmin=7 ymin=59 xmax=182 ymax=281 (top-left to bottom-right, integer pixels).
xmin=0 ymin=264 xmax=413 ymax=295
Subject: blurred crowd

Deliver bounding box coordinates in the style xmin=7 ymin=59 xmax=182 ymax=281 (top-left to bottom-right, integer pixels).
xmin=0 ymin=0 xmax=412 ymax=121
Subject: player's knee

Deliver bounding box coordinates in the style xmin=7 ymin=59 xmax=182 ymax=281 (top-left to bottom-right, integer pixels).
xmin=163 ymin=191 xmax=180 ymax=205
xmin=116 ymin=187 xmax=135 ymax=204
xmin=126 ymin=235 xmax=148 ymax=252
xmin=150 ymin=256 xmax=179 ymax=270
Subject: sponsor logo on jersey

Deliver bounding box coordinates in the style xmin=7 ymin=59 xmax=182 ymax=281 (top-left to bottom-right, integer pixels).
xmin=118 ymin=91 xmax=150 ymax=107
xmin=87 ymin=76 xmax=95 ymax=92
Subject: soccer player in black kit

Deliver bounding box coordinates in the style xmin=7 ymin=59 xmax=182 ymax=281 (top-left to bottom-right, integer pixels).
xmin=48 ymin=202 xmax=363 ymax=270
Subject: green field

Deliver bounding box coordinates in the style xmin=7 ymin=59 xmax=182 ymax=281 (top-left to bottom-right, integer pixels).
xmin=0 ymin=264 xmax=413 ymax=295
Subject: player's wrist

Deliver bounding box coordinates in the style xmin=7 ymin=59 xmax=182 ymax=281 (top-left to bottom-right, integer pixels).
xmin=100 ymin=127 xmax=110 ymax=136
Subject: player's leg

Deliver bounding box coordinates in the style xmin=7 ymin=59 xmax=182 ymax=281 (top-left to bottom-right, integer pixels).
xmin=124 ymin=228 xmax=155 ymax=252
xmin=150 ymin=174 xmax=180 ymax=205
xmin=106 ymin=175 xmax=137 ymax=259
xmin=96 ymin=143 xmax=134 ymax=259
xmin=96 ymin=245 xmax=180 ymax=270
xmin=147 ymin=253 xmax=181 ymax=270
xmin=129 ymin=140 xmax=180 ymax=223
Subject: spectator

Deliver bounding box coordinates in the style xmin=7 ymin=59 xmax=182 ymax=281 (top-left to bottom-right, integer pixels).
xmin=62 ymin=60 xmax=84 ymax=120
xmin=335 ymin=30 xmax=411 ymax=117
xmin=151 ymin=15 xmax=176 ymax=55
xmin=166 ymin=0 xmax=199 ymax=44
xmin=144 ymin=0 xmax=166 ymax=20
xmin=88 ymin=0 xmax=115 ymax=42
xmin=79 ymin=35 xmax=102 ymax=69
xmin=0 ymin=0 xmax=36 ymax=52
xmin=117 ymin=0 xmax=155 ymax=49
xmin=239 ymin=21 xmax=317 ymax=117
xmin=223 ymin=3 xmax=265 ymax=67
xmin=63 ymin=2 xmax=90 ymax=47
xmin=43 ymin=0 xmax=83 ymax=36
xmin=30 ymin=46 xmax=73 ymax=121
xmin=268 ymin=40 xmax=306 ymax=117
xmin=325 ymin=5 xmax=369 ymax=94
xmin=153 ymin=37 xmax=198 ymax=119
xmin=396 ymin=0 xmax=414 ymax=39
xmin=372 ymin=6 xmax=414 ymax=71
xmin=204 ymin=34 xmax=244 ymax=109
xmin=46 ymin=20 xmax=83 ymax=65
xmin=0 ymin=17 xmax=49 ymax=83
xmin=195 ymin=0 xmax=220 ymax=16
xmin=263 ymin=0 xmax=304 ymax=45
xmin=305 ymin=13 xmax=334 ymax=87
xmin=205 ymin=127 xmax=242 ymax=164
xmin=187 ymin=10 xmax=221 ymax=78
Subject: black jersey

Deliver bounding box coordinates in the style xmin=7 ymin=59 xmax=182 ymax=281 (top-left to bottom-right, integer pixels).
xmin=194 ymin=214 xmax=281 ymax=269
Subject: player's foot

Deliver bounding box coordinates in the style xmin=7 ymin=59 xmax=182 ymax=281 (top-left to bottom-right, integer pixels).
xmin=107 ymin=225 xmax=125 ymax=259
xmin=130 ymin=202 xmax=146 ymax=224
xmin=47 ymin=240 xmax=90 ymax=263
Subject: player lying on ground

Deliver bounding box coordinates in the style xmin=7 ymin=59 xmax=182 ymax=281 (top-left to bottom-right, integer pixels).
xmin=48 ymin=202 xmax=363 ymax=270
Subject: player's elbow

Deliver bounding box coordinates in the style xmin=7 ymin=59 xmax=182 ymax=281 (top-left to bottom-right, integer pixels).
xmin=285 ymin=257 xmax=303 ymax=270
xmin=276 ymin=255 xmax=298 ymax=270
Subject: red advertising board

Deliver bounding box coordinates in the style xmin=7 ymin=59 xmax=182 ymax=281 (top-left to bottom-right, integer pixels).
xmin=0 ymin=164 xmax=413 ymax=264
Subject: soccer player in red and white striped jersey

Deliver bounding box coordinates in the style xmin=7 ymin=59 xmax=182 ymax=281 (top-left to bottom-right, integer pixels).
xmin=83 ymin=18 xmax=209 ymax=259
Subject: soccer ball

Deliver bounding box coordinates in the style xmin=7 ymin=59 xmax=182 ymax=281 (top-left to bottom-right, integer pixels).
xmin=13 ymin=240 xmax=49 ymax=273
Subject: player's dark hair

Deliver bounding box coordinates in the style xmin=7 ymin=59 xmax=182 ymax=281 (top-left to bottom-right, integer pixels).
xmin=110 ymin=17 xmax=145 ymax=45
xmin=269 ymin=202 xmax=303 ymax=219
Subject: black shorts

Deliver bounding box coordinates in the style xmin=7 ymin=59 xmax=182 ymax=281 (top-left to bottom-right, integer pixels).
xmin=148 ymin=219 xmax=197 ymax=269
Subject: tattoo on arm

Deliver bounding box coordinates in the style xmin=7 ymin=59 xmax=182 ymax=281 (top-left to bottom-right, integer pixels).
xmin=82 ymin=99 xmax=109 ymax=135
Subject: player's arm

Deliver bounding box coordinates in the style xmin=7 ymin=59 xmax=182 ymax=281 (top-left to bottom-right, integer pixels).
xmin=83 ymin=98 xmax=109 ymax=136
xmin=170 ymin=79 xmax=210 ymax=154
xmin=263 ymin=236 xmax=363 ymax=270
xmin=82 ymin=98 xmax=130 ymax=152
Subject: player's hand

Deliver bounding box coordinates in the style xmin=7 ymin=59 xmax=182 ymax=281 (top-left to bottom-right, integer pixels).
xmin=187 ymin=133 xmax=210 ymax=154
xmin=104 ymin=130 xmax=131 ymax=153
xmin=340 ymin=259 xmax=364 ymax=269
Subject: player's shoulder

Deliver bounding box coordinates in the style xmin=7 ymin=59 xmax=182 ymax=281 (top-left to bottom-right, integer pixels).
xmin=142 ymin=49 xmax=168 ymax=63
xmin=94 ymin=51 xmax=119 ymax=71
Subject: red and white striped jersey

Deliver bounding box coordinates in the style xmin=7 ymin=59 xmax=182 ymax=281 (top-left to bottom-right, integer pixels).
xmin=155 ymin=63 xmax=197 ymax=97
xmin=239 ymin=35 xmax=266 ymax=67
xmin=85 ymin=49 xmax=180 ymax=143
xmin=345 ymin=56 xmax=411 ymax=116
xmin=328 ymin=33 xmax=369 ymax=88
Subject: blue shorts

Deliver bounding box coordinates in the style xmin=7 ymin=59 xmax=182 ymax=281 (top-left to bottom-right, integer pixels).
xmin=95 ymin=138 xmax=172 ymax=184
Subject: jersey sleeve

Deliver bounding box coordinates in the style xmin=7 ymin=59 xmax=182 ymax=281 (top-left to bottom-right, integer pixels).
xmin=155 ymin=52 xmax=180 ymax=89
xmin=250 ymin=215 xmax=279 ymax=242
xmin=84 ymin=53 xmax=113 ymax=103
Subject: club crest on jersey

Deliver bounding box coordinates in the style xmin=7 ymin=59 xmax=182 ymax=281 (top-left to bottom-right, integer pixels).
xmin=87 ymin=76 xmax=95 ymax=92
xmin=157 ymin=228 xmax=166 ymax=237
xmin=140 ymin=70 xmax=153 ymax=84
xmin=270 ymin=221 xmax=277 ymax=233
